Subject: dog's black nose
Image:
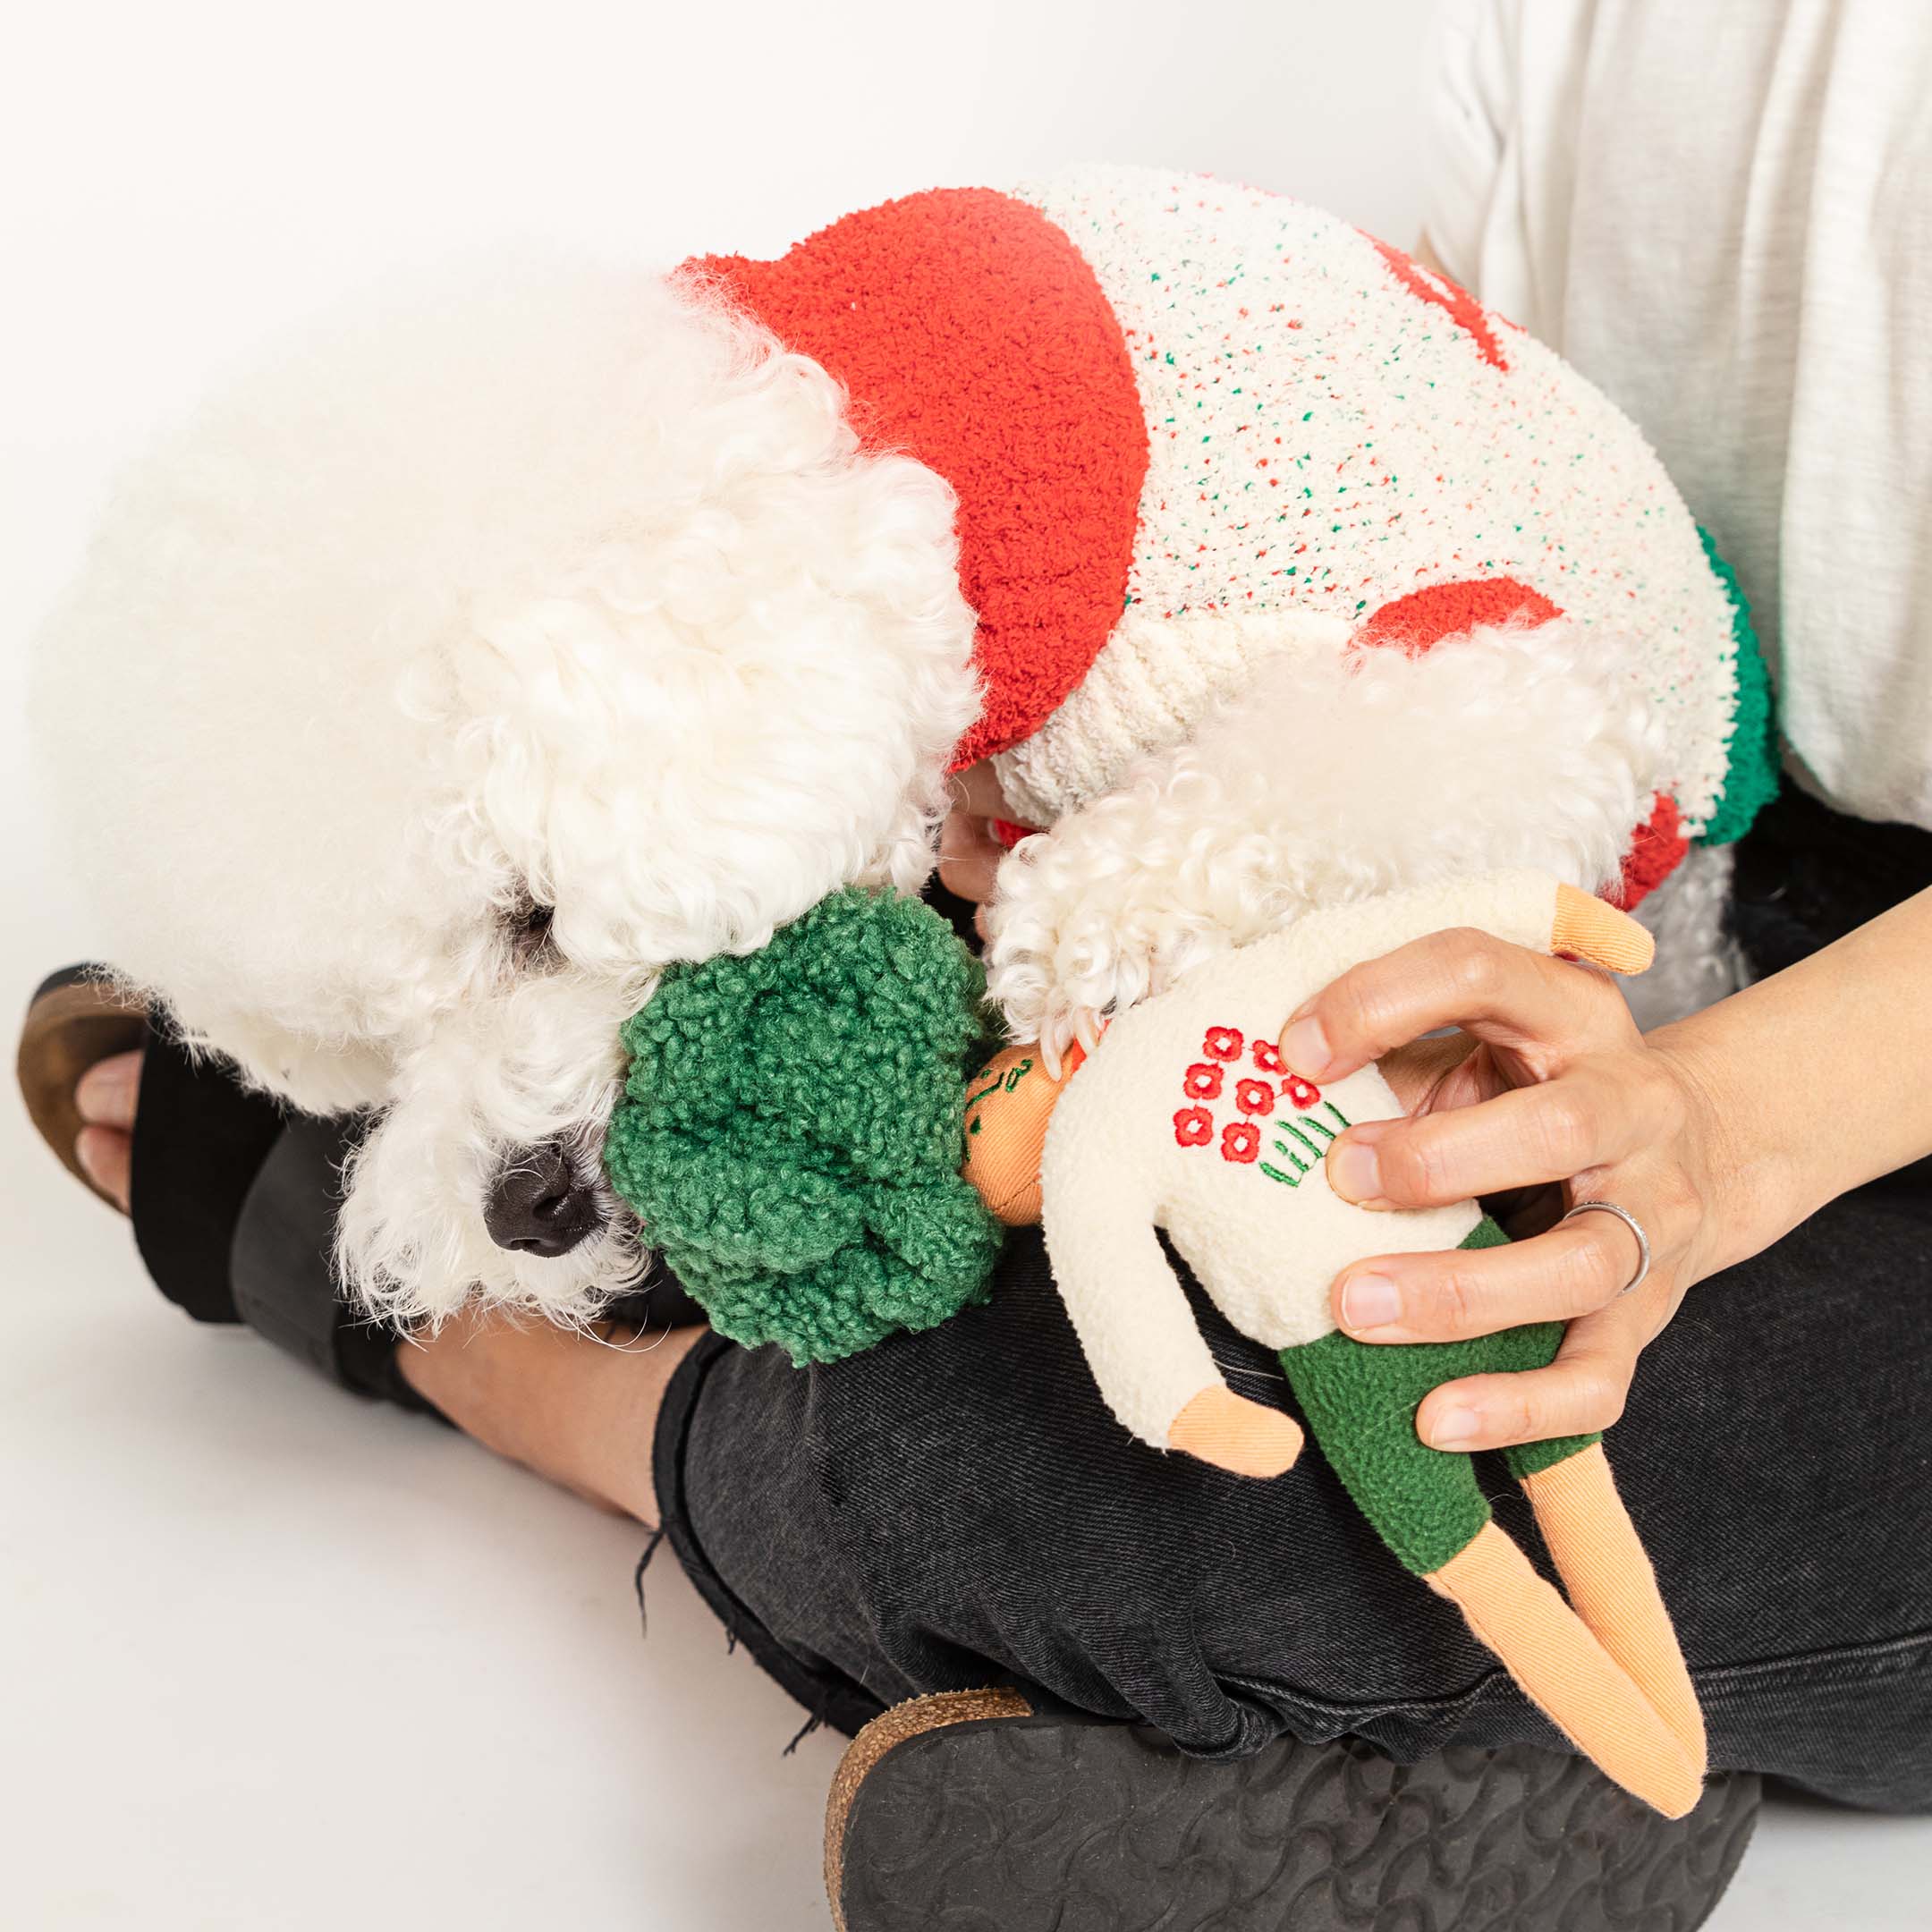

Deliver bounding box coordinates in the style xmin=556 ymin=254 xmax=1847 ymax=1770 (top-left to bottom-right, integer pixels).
xmin=484 ymin=1140 xmax=604 ymax=1258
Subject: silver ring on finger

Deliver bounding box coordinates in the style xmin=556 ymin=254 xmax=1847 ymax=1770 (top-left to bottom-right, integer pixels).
xmin=1561 ymin=1199 xmax=1652 ymax=1297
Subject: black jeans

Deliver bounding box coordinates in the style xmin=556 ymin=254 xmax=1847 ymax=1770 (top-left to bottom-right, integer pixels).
xmin=148 ymin=789 xmax=1932 ymax=1811
xmin=657 ymin=1175 xmax=1932 ymax=1809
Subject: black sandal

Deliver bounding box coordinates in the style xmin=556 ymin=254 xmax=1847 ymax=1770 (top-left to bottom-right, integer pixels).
xmin=825 ymin=1689 xmax=1760 ymax=1932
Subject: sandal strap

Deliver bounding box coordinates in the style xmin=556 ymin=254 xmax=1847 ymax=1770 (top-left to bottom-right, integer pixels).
xmin=228 ymin=1110 xmax=356 ymax=1377
xmin=120 ymin=1009 xmax=437 ymax=1414
xmin=129 ymin=1016 xmax=284 ymax=1326
xmin=226 ymin=1108 xmax=446 ymax=1418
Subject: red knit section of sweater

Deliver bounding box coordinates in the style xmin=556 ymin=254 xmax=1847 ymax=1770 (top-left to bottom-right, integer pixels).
xmin=1357 ymin=576 xmax=1562 ymax=652
xmin=688 ymin=190 xmax=1148 ymax=769
xmin=1367 ymin=236 xmax=1513 ymax=373
xmin=1610 ymin=792 xmax=1689 ymax=912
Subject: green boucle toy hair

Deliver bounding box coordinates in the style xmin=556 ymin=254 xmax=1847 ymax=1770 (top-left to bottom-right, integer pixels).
xmin=603 ymin=889 xmax=1004 ymax=1364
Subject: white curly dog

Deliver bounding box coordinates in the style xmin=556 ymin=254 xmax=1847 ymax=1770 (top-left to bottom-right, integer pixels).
xmin=33 ymin=168 xmax=1759 ymax=1329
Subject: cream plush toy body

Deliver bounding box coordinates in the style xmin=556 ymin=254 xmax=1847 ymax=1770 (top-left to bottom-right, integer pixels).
xmin=962 ymin=870 xmax=1707 ymax=1819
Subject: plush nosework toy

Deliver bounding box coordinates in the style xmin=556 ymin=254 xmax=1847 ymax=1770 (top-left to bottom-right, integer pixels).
xmin=966 ymin=869 xmax=1705 ymax=1818
xmin=606 ymin=874 xmax=1707 ymax=1818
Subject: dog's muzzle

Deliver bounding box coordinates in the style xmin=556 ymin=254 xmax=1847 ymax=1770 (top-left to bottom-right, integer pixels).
xmin=484 ymin=1139 xmax=606 ymax=1258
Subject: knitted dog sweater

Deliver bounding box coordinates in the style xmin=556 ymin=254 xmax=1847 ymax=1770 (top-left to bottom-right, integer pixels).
xmin=691 ymin=166 xmax=1774 ymax=905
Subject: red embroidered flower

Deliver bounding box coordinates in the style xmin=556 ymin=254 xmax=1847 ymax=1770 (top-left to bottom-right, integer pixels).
xmin=1173 ymin=1106 xmax=1214 ymax=1148
xmin=1221 ymin=1122 xmax=1260 ymax=1164
xmin=1235 ymin=1078 xmax=1275 ymax=1116
xmin=1182 ymin=1062 xmax=1224 ymax=1101
xmin=1283 ymin=1073 xmax=1322 ymax=1109
xmin=1251 ymin=1038 xmax=1285 ymax=1074
xmin=1203 ymin=1025 xmax=1244 ymax=1063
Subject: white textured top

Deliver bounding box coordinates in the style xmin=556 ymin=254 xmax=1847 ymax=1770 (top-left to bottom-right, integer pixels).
xmin=1428 ymin=0 xmax=1932 ymax=832
xmin=996 ymin=164 xmax=1746 ymax=837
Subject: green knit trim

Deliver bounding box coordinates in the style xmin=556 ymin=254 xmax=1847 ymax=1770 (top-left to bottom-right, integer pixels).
xmin=603 ymin=889 xmax=1004 ymax=1365
xmin=1278 ymin=1216 xmax=1598 ymax=1575
xmin=1696 ymin=525 xmax=1779 ymax=845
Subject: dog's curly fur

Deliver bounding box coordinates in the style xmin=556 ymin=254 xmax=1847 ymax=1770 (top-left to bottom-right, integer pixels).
xmin=987 ymin=621 xmax=1672 ymax=1072
xmin=32 ymin=257 xmax=1730 ymax=1326
xmin=33 ymin=260 xmax=979 ymax=1324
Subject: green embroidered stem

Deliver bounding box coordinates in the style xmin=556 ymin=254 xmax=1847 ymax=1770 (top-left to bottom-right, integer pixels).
xmin=1262 ymin=1099 xmax=1351 ymax=1188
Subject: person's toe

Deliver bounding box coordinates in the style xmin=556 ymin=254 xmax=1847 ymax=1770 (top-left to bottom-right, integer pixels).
xmin=76 ymin=1124 xmax=133 ymax=1212
xmin=75 ymin=1048 xmax=142 ymax=1130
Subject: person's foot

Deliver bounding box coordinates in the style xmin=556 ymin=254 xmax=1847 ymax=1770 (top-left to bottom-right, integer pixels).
xmin=73 ymin=1047 xmax=141 ymax=1212
xmin=825 ymin=1692 xmax=1761 ymax=1932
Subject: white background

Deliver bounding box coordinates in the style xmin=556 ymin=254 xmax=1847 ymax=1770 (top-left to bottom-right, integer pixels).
xmin=2 ymin=2 xmax=1923 ymax=1925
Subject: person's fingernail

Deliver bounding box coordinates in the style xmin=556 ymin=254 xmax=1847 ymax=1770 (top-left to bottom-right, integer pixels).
xmin=1425 ymin=1405 xmax=1481 ymax=1449
xmin=1327 ymin=1138 xmax=1380 ymax=1202
xmin=74 ymin=1129 xmax=106 ymax=1189
xmin=1341 ymin=1272 xmax=1402 ymax=1331
xmin=1279 ymin=1013 xmax=1329 ymax=1076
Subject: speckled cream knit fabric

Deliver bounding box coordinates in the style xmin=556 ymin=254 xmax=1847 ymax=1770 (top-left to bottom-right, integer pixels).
xmin=697 ymin=167 xmax=1769 ymax=903
xmin=995 ymin=166 xmax=1756 ymax=858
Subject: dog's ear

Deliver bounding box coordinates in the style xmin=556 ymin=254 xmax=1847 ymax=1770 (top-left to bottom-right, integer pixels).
xmin=156 ymin=999 xmax=397 ymax=1116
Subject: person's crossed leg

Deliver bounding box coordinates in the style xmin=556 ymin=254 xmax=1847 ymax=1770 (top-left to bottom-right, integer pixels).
xmin=35 ymin=984 xmax=1932 ymax=1932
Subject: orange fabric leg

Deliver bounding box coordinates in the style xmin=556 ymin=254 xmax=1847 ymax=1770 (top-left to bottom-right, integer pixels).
xmin=1167 ymin=1385 xmax=1303 ymax=1479
xmin=1521 ymin=1444 xmax=1707 ymax=1767
xmin=1551 ymin=882 xmax=1656 ymax=974
xmin=1426 ymin=1521 xmax=1703 ymax=1818
xmin=961 ymin=1041 xmax=1085 ymax=1226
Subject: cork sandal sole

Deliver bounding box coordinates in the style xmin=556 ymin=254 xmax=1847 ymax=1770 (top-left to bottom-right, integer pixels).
xmin=825 ymin=1690 xmax=1758 ymax=1932
xmin=16 ymin=969 xmax=148 ymax=1210
xmin=824 ymin=1688 xmax=1035 ymax=1928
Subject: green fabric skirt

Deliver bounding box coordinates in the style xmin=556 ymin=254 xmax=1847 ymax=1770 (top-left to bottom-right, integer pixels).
xmin=1277 ymin=1217 xmax=1597 ymax=1575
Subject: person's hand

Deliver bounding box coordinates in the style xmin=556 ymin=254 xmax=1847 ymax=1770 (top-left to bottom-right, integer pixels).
xmin=937 ymin=761 xmax=1017 ymax=936
xmin=1277 ymin=928 xmax=1735 ymax=1453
